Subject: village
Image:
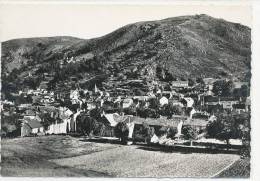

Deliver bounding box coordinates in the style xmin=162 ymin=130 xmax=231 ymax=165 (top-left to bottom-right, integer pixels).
xmin=1 ymin=67 xmax=251 ymax=151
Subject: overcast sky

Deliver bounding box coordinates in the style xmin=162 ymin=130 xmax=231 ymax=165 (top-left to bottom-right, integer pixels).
xmin=0 ymin=2 xmax=251 ymax=42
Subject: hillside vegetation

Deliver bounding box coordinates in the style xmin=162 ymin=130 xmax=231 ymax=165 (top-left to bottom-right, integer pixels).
xmin=1 ymin=14 xmax=251 ymax=93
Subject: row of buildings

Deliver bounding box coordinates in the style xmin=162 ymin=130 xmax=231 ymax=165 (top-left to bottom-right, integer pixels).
xmin=1 ymin=71 xmax=250 ymax=139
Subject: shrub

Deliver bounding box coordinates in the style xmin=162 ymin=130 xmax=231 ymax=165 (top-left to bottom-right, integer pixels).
xmin=114 ymin=122 xmax=129 ymax=144
xmin=123 ymin=107 xmax=137 ymax=116
xmin=166 ymin=127 xmax=178 ymax=139
xmin=157 ymin=126 xmax=168 ymax=137
xmin=149 ymin=98 xmax=160 ymax=110
xmin=137 ymin=108 xmax=159 ymax=118
xmin=182 ymin=125 xmax=198 ymax=140
xmin=155 ymin=126 xmax=178 ymax=139
xmin=1 ymin=114 xmax=22 ymax=137
xmin=160 ymin=104 xmax=183 ymax=118
xmin=76 ymin=114 xmax=100 ymax=136
xmin=133 ymin=123 xmax=155 ymax=143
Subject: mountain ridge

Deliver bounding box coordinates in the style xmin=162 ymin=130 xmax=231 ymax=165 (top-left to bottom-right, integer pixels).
xmin=1 ymin=14 xmax=251 ymax=94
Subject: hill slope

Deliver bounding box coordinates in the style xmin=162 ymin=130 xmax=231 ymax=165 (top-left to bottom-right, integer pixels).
xmin=1 ymin=14 xmax=251 ymax=93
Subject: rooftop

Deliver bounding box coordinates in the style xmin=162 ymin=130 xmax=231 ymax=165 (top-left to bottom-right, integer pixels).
xmin=131 ymin=115 xmax=206 ymax=128
xmin=24 ymin=117 xmax=43 ymax=129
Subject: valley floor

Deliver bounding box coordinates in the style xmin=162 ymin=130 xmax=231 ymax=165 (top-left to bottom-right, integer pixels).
xmin=1 ymin=135 xmax=245 ymax=177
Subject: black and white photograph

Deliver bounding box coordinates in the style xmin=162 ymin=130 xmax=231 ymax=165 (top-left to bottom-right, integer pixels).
xmin=0 ymin=0 xmax=259 ymax=179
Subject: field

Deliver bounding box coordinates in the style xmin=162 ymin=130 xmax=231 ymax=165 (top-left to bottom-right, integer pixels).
xmin=1 ymin=135 xmax=242 ymax=177
xmin=1 ymin=135 xmax=116 ymax=176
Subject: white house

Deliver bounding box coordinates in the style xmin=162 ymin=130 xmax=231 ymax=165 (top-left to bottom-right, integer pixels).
xmin=133 ymin=96 xmax=149 ymax=101
xmin=123 ymin=98 xmax=133 ymax=108
xmin=70 ymin=89 xmax=79 ymax=100
xmin=27 ymin=89 xmax=34 ymax=95
xmin=114 ymin=96 xmax=122 ymax=103
xmin=159 ymin=96 xmax=168 ymax=106
xmin=172 ymin=81 xmax=189 ymax=88
xmin=71 ymin=110 xmax=82 ymax=132
xmin=171 ymin=100 xmax=184 ymax=107
xmin=45 ymin=107 xmax=73 ymax=134
xmin=162 ymin=91 xmax=173 ymax=99
xmin=102 ymin=113 xmax=120 ymax=127
xmin=21 ymin=117 xmax=44 ymax=137
xmin=208 ymin=115 xmax=217 ymax=122
xmin=189 ymin=108 xmax=196 ymax=119
xmin=184 ymin=97 xmax=194 ymax=108
xmin=87 ymin=102 xmax=96 ymax=110
xmin=45 ymin=119 xmax=71 ymax=134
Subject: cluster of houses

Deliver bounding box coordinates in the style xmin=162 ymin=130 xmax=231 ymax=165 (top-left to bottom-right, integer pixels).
xmin=1 ymin=72 xmax=250 ymax=140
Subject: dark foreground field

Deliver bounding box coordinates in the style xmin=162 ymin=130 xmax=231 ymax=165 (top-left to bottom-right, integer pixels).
xmin=1 ymin=135 xmax=116 ymax=176
xmin=1 ymin=135 xmax=247 ymax=177
xmin=216 ymin=158 xmax=250 ymax=178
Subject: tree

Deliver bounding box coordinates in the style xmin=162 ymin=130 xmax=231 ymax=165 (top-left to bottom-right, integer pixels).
xmin=166 ymin=127 xmax=178 ymax=139
xmin=240 ymin=85 xmax=249 ymax=97
xmin=149 ymin=98 xmax=160 ymax=110
xmin=160 ymin=104 xmax=183 ymax=118
xmin=234 ymin=113 xmax=251 ymax=158
xmin=114 ymin=122 xmax=129 ymax=144
xmin=180 ymin=99 xmax=187 ymax=107
xmin=15 ymin=95 xmax=31 ymax=105
xmin=135 ymin=89 xmax=146 ymax=96
xmin=156 ymin=66 xmax=163 ymax=80
xmin=76 ymin=113 xmax=100 ymax=136
xmin=212 ymin=80 xmax=234 ymax=97
xmin=206 ymin=112 xmax=243 ymax=148
xmin=196 ymin=77 xmax=204 ymax=84
xmin=157 ymin=126 xmax=168 ymax=137
xmin=164 ymin=69 xmax=174 ymax=82
xmin=223 ymin=80 xmax=234 ymax=96
xmin=185 ymin=107 xmax=193 ymax=117
xmin=137 ymin=108 xmax=159 ymax=118
xmin=182 ymin=125 xmax=197 ymax=140
xmin=89 ymin=107 xmax=103 ymax=120
xmin=140 ymin=123 xmax=155 ymax=143
xmin=39 ymin=113 xmax=57 ymax=130
xmin=123 ymin=107 xmax=137 ymax=116
xmin=233 ymin=85 xmax=250 ymax=98
xmin=188 ymin=78 xmax=196 ymax=87
xmin=1 ymin=113 xmax=22 ymax=137
xmin=69 ymin=103 xmax=80 ymax=113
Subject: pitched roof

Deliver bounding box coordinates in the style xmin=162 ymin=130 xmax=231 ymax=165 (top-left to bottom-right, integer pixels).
xmin=39 ymin=106 xmax=59 ymax=113
xmin=245 ymin=97 xmax=251 ymax=105
xmin=103 ymin=114 xmax=134 ymax=126
xmin=233 ymin=104 xmax=246 ymax=109
xmin=185 ymin=119 xmax=208 ymax=127
xmin=25 ymin=109 xmax=35 ymax=115
xmin=132 ymin=116 xmax=207 ymax=128
xmin=204 ymin=96 xmax=239 ymax=102
xmin=203 ymin=78 xmax=216 ymax=85
xmin=103 ymin=113 xmax=119 ymax=127
xmin=24 ymin=117 xmax=43 ymax=129
xmin=133 ymin=116 xmax=186 ymax=127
